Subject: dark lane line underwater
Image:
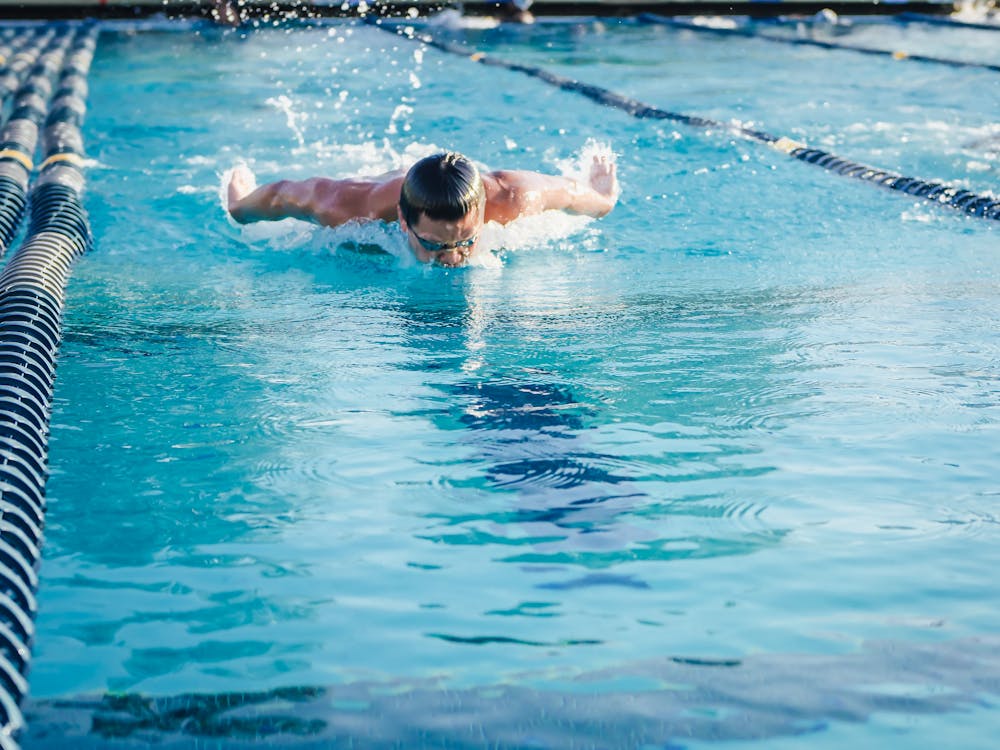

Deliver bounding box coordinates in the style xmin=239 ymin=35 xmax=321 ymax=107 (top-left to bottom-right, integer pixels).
xmin=23 ymin=634 xmax=1000 ymax=748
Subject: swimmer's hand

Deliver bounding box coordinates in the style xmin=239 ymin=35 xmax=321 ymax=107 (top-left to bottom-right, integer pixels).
xmin=227 ymin=164 xmax=257 ymax=215
xmin=507 ymin=154 xmax=620 ymax=219
xmin=588 ymin=154 xmax=619 ymax=204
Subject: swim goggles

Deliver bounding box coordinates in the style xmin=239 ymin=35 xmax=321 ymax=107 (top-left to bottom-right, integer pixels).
xmin=409 ymin=226 xmax=478 ymax=254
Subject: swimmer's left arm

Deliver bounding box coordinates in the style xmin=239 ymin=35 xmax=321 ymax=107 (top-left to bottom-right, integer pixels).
xmin=492 ymin=156 xmax=619 ymax=221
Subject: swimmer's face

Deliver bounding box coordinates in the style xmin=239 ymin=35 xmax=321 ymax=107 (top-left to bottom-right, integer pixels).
xmin=399 ymin=204 xmax=484 ymax=267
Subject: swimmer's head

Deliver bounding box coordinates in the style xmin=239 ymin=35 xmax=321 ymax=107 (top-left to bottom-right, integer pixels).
xmin=399 ymin=152 xmax=485 ymax=226
xmin=398 ymin=152 xmax=485 ymax=267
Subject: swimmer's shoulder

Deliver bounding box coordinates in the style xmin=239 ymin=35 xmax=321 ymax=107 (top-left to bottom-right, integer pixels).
xmin=483 ymin=169 xmax=530 ymax=224
xmin=483 ymin=169 xmax=527 ymax=192
xmin=365 ymin=172 xmax=406 ymax=221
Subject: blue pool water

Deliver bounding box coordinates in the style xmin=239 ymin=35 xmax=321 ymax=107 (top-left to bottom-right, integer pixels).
xmin=20 ymin=15 xmax=1000 ymax=748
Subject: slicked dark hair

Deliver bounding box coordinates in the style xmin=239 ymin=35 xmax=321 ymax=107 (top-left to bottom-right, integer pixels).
xmin=399 ymin=152 xmax=485 ymax=227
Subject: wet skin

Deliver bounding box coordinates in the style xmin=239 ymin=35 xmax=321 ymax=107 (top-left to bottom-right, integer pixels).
xmin=398 ymin=203 xmax=485 ymax=268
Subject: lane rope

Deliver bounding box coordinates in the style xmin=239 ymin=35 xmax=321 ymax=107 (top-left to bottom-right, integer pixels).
xmin=0 ymin=23 xmax=97 ymax=749
xmin=639 ymin=15 xmax=1000 ymax=75
xmin=373 ymin=20 xmax=1000 ymax=222
xmin=0 ymin=30 xmax=52 ymax=109
xmin=0 ymin=29 xmax=61 ymax=257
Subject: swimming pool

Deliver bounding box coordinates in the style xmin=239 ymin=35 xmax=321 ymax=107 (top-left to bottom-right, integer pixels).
xmin=17 ymin=13 xmax=1000 ymax=748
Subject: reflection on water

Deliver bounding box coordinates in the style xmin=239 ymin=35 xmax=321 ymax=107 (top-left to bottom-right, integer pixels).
xmin=416 ymin=370 xmax=787 ymax=572
xmin=393 ymin=271 xmax=795 ymax=579
xmin=451 ymin=380 xmax=591 ymax=432
xmin=23 ymin=635 xmax=1000 ymax=748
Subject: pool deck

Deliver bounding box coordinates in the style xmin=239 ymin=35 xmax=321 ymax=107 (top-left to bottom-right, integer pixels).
xmin=0 ymin=0 xmax=962 ymax=20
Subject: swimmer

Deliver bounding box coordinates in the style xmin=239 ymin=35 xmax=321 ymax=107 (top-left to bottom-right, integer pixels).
xmin=227 ymin=151 xmax=618 ymax=267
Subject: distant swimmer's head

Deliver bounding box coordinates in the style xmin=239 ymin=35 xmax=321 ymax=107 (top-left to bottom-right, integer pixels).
xmin=398 ymin=152 xmax=486 ymax=267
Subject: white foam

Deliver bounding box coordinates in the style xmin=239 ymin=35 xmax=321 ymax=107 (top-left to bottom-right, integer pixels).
xmin=690 ymin=15 xmax=740 ymax=30
xmin=184 ymin=155 xmax=217 ymax=166
xmin=966 ymin=160 xmax=993 ymax=173
xmin=953 ymin=0 xmax=1000 ymax=22
xmin=177 ymin=184 xmax=216 ymax=195
xmin=480 ymin=212 xmax=594 ymax=256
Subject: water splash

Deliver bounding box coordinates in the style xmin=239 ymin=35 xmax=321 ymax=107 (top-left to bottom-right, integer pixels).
xmin=265 ymin=94 xmax=308 ymax=150
xmin=548 ymin=138 xmax=621 ymax=203
xmin=953 ymin=0 xmax=1000 ymax=22
xmin=479 ymin=213 xmax=594 ymax=256
xmin=386 ymin=104 xmax=414 ymax=135
xmin=220 ymin=139 xmax=611 ymax=269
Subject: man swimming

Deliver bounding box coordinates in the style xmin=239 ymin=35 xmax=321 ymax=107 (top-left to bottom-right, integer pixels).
xmin=227 ymin=151 xmax=618 ymax=267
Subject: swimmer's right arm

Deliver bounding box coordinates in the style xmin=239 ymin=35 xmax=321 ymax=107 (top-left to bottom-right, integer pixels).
xmin=227 ymin=174 xmax=360 ymax=227
xmin=227 ymin=165 xmax=404 ymax=226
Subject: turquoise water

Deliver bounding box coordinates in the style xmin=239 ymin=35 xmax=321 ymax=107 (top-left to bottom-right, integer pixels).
xmin=22 ymin=16 xmax=1000 ymax=748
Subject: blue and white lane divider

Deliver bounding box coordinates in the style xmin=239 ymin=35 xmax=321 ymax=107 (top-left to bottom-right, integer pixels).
xmin=639 ymin=15 xmax=1000 ymax=75
xmin=0 ymin=29 xmax=61 ymax=256
xmin=0 ymin=24 xmax=96 ymax=750
xmin=0 ymin=30 xmax=50 ymax=109
xmin=374 ymin=21 xmax=999 ymax=222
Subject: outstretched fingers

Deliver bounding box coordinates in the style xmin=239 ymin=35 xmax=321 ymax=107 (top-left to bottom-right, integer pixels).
xmin=589 ymin=154 xmax=619 ymax=200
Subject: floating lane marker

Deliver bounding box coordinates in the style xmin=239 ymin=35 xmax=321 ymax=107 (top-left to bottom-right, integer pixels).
xmin=0 ymin=24 xmax=98 ymax=750
xmin=374 ymin=21 xmax=1000 ymax=222
xmin=38 ymin=152 xmax=85 ymax=169
xmin=0 ymin=29 xmax=62 ymax=256
xmin=0 ymin=150 xmax=32 ymax=172
xmin=771 ymin=136 xmax=807 ymax=154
